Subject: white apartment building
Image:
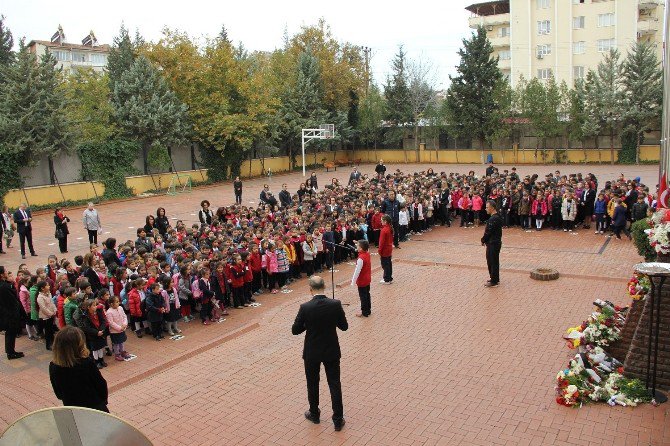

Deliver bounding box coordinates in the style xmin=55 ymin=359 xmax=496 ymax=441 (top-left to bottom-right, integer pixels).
xmin=466 ymin=0 xmax=665 ymax=86
xmin=27 ymin=26 xmax=110 ymax=74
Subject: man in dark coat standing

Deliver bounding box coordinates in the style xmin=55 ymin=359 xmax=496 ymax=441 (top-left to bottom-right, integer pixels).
xmin=381 ymin=190 xmax=401 ymax=248
xmin=13 ymin=203 xmax=37 ymax=259
xmin=348 ymin=167 xmax=361 ymax=186
xmin=0 ymin=266 xmax=26 ymax=359
xmin=374 ymin=160 xmax=386 ymax=179
xmin=278 ymin=183 xmax=292 ymax=208
xmin=481 ymin=200 xmax=503 ymax=288
xmin=292 ymin=276 xmax=348 ymax=431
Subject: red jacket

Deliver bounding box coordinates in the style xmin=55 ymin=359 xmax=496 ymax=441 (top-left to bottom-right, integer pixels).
xmin=57 ymin=295 xmax=66 ymax=328
xmin=378 ymin=225 xmax=394 ymax=257
xmin=230 ymin=264 xmax=245 ymax=288
xmin=250 ymin=252 xmax=262 ymax=272
xmin=244 ymin=261 xmax=253 ymax=283
xmin=371 ymin=212 xmax=383 ymax=230
xmin=128 ymin=288 xmax=142 ymax=317
xmin=356 ymin=251 xmax=372 ymax=287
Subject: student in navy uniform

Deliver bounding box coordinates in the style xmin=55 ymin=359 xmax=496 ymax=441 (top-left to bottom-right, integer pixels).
xmin=292 ymin=276 xmax=348 ymax=431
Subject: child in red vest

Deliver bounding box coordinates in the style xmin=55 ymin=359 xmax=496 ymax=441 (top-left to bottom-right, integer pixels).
xmin=351 ymin=239 xmax=372 ymax=317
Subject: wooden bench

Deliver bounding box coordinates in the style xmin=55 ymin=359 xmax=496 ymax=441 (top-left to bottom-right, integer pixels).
xmin=352 ymin=158 xmax=362 ymax=166
xmin=324 ymin=162 xmax=337 ymax=172
xmin=335 ymin=159 xmax=349 ymax=167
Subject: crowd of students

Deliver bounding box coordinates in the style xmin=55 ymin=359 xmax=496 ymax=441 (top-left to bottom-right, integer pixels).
xmin=1 ymin=163 xmax=650 ymax=366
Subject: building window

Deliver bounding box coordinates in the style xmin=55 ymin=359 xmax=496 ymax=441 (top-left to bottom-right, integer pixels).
xmin=597 ymin=38 xmax=616 ymax=52
xmin=71 ymin=51 xmax=87 ymax=62
xmin=573 ymin=41 xmax=586 ymax=54
xmin=498 ymin=27 xmax=510 ymax=38
xmin=499 ymin=50 xmax=511 ymax=60
xmin=537 ymin=68 xmax=553 ymax=80
xmin=598 ymin=13 xmax=615 ymax=28
xmin=573 ymin=16 xmax=585 ymax=29
xmin=537 ymin=0 xmax=550 ymax=9
xmin=536 ymin=44 xmax=552 ymax=57
xmin=52 ymin=50 xmax=70 ymax=62
xmin=90 ymin=53 xmax=107 ymax=65
xmin=573 ymin=66 xmax=585 ymax=79
xmin=537 ymin=20 xmax=551 ymax=35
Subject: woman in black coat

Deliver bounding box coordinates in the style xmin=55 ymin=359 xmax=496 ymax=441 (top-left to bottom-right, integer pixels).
xmin=155 ymin=207 xmax=170 ymax=236
xmin=0 ymin=266 xmax=26 ymax=359
xmin=49 ymin=326 xmax=108 ymax=412
xmin=53 ymin=208 xmax=70 ymax=253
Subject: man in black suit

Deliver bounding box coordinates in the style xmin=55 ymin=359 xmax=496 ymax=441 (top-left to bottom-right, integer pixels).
xmin=13 ymin=203 xmax=36 ymax=259
xmin=292 ymin=276 xmax=348 ymax=431
xmin=481 ymin=200 xmax=503 ymax=288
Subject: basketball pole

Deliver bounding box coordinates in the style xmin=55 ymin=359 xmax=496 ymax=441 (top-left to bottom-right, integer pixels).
xmin=302 ymin=130 xmax=306 ymax=177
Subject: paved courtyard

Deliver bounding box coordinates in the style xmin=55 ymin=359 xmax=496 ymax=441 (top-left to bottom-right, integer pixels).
xmin=1 ymin=163 xmax=668 ymax=445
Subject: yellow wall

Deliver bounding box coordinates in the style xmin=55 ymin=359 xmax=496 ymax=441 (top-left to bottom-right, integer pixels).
xmin=4 ymin=181 xmax=105 ymax=208
xmin=125 ymin=169 xmax=208 ymax=195
xmin=640 ymin=145 xmax=661 ymax=162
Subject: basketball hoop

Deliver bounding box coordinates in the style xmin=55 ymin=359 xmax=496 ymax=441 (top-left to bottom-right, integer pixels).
xmin=301 ymin=124 xmax=336 ymax=176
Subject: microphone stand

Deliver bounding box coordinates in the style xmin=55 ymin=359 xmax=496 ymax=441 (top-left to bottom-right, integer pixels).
xmin=322 ymin=239 xmax=357 ymax=299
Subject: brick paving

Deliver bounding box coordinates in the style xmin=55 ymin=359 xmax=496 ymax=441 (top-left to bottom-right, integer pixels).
xmin=1 ymin=163 xmax=669 ymax=445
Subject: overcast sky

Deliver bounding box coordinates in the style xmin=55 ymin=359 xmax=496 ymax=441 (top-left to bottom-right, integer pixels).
xmin=0 ymin=0 xmax=476 ymax=90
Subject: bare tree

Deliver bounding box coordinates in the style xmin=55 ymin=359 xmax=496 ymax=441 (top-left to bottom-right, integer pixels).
xmin=407 ymin=56 xmax=438 ymax=162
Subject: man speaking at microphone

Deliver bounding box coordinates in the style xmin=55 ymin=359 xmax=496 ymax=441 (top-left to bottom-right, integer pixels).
xmin=292 ymin=276 xmax=348 ymax=431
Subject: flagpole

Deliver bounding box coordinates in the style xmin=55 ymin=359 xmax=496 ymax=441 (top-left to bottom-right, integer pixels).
xmin=658 ymin=0 xmax=670 ymax=208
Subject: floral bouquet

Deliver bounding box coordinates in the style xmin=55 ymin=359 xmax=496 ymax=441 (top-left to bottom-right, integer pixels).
xmin=627 ymin=273 xmax=650 ymax=301
xmin=563 ymin=302 xmax=624 ymax=349
xmin=645 ymin=208 xmax=670 ymax=254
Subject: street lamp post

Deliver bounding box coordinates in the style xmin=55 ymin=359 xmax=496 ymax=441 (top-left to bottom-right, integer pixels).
xmin=658 ymin=0 xmax=670 ymax=208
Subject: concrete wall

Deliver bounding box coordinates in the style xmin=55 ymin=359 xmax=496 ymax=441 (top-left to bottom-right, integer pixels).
xmin=4 ymin=146 xmax=660 ymax=208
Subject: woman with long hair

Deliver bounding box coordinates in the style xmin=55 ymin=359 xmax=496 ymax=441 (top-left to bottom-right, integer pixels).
xmin=49 ymin=326 xmax=109 ymax=412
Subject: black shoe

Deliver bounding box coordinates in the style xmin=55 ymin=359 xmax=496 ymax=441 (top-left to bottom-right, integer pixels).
xmin=304 ymin=411 xmax=320 ymax=424
xmin=7 ymin=352 xmax=24 ymax=360
xmin=30 ymin=253 xmax=38 ymax=257
xmin=101 ymin=359 xmax=108 ymax=367
xmin=46 ymin=346 xmax=52 ymax=351
xmin=21 ymin=255 xmax=26 ymax=259
xmin=135 ymin=330 xmax=143 ymax=338
xmin=145 ymin=328 xmax=152 ymax=335
xmin=105 ymin=347 xmax=112 ymax=356
xmin=0 ymin=250 xmax=5 ymax=254
xmin=96 ymin=360 xmax=104 ymax=369
xmin=334 ymin=418 xmax=345 ymax=431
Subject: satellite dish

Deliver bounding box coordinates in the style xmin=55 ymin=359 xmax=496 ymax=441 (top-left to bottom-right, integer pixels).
xmin=0 ymin=407 xmax=152 ymax=446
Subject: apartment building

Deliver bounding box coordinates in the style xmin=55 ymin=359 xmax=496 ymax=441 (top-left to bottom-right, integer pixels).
xmin=27 ymin=25 xmax=110 ymax=74
xmin=465 ymin=0 xmax=664 ymax=86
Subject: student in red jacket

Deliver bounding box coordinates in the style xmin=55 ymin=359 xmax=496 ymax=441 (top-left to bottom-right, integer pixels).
xmin=371 ymin=208 xmax=383 ymax=247
xmin=351 ymin=239 xmax=372 ymax=317
xmin=230 ymin=256 xmax=246 ymax=308
xmin=249 ymin=244 xmax=263 ymax=295
xmin=378 ymin=215 xmax=394 ymax=284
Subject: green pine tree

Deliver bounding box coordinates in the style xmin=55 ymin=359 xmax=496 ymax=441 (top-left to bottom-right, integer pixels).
xmin=595 ymin=49 xmax=624 ymax=165
xmin=278 ymin=49 xmax=328 ymax=167
xmin=446 ymin=26 xmax=504 ymax=161
xmin=621 ymin=41 xmax=663 ymax=164
xmin=112 ymin=56 xmax=189 ymax=174
xmin=0 ymin=15 xmax=14 ymax=68
xmin=0 ymin=40 xmax=73 ymax=193
xmin=107 ymin=24 xmax=137 ymax=94
xmin=383 ymin=46 xmax=412 ymax=148
xmin=359 ymin=83 xmax=386 ymax=151
xmin=582 ymin=70 xmax=604 ymax=162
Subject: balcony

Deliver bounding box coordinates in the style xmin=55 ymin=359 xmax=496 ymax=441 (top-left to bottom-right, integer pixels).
xmin=468 ymin=13 xmax=511 ymax=29
xmin=639 ymin=0 xmax=662 ymax=10
xmin=638 ymin=18 xmax=660 ymax=35
xmin=488 ymin=35 xmax=510 ymax=48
